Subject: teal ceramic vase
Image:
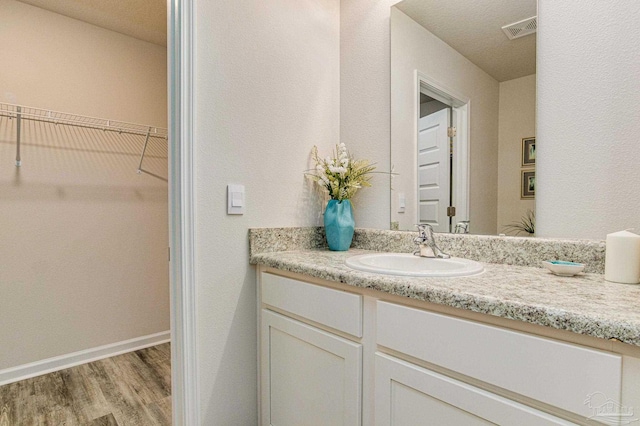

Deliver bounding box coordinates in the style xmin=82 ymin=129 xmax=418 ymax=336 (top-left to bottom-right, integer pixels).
xmin=324 ymin=199 xmax=355 ymax=251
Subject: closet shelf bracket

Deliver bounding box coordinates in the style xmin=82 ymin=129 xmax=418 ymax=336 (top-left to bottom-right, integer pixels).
xmin=16 ymin=106 xmax=21 ymax=167
xmin=137 ymin=127 xmax=152 ymax=174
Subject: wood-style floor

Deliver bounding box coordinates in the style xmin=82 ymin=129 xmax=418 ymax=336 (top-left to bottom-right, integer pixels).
xmin=0 ymin=343 xmax=171 ymax=426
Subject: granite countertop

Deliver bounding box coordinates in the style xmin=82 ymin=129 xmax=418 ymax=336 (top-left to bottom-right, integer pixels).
xmin=251 ymin=247 xmax=640 ymax=347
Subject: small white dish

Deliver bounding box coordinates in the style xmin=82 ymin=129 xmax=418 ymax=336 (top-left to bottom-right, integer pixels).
xmin=542 ymin=260 xmax=585 ymax=277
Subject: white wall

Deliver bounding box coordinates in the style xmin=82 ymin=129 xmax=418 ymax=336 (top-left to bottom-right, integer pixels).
xmin=536 ymin=0 xmax=640 ymax=239
xmin=0 ymin=1 xmax=167 ymax=125
xmin=497 ymin=74 xmax=536 ymax=234
xmin=0 ymin=0 xmax=168 ymax=369
xmin=390 ymin=8 xmax=499 ymax=234
xmin=341 ymin=0 xmax=399 ymax=229
xmin=194 ymin=0 xmax=340 ymax=422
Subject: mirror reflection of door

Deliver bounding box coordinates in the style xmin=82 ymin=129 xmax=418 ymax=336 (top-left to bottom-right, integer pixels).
xmin=415 ymin=79 xmax=470 ymax=234
xmin=418 ymin=103 xmax=450 ymax=232
xmin=391 ymin=1 xmax=537 ymax=235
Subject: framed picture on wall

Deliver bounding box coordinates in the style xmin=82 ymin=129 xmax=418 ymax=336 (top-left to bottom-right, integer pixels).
xmin=521 ymin=170 xmax=535 ymax=199
xmin=522 ymin=137 xmax=536 ymax=166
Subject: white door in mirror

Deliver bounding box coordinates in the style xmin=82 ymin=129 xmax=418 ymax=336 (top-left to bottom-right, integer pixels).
xmin=418 ymin=109 xmax=450 ymax=232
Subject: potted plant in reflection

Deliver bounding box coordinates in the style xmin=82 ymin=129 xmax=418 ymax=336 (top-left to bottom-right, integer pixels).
xmin=503 ymin=209 xmax=536 ymax=236
xmin=307 ymin=143 xmax=376 ymax=251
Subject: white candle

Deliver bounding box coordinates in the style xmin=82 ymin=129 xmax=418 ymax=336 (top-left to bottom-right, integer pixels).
xmin=605 ymin=230 xmax=640 ymax=284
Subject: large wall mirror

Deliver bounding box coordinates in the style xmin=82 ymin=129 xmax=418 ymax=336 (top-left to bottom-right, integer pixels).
xmin=391 ymin=0 xmax=537 ymax=236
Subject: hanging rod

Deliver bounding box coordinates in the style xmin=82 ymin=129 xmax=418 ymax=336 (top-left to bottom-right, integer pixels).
xmin=0 ymin=102 xmax=167 ymax=173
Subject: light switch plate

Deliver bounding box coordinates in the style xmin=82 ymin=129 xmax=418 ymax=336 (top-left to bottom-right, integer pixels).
xmin=227 ymin=185 xmax=245 ymax=215
xmin=398 ymin=193 xmax=406 ymax=213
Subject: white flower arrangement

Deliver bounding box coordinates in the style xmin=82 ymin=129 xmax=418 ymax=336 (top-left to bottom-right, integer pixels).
xmin=307 ymin=143 xmax=376 ymax=201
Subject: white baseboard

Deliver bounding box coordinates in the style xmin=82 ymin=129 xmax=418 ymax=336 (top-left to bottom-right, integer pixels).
xmin=0 ymin=330 xmax=170 ymax=386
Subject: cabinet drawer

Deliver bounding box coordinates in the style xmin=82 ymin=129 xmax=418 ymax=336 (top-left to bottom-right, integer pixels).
xmin=261 ymin=273 xmax=363 ymax=337
xmin=377 ymin=301 xmax=621 ymax=419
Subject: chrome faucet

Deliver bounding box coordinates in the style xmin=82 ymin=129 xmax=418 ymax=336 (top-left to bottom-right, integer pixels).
xmin=454 ymin=221 xmax=470 ymax=234
xmin=413 ymin=224 xmax=450 ymax=259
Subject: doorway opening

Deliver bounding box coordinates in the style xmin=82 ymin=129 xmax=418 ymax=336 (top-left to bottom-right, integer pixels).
xmin=415 ymin=71 xmax=470 ymax=233
xmin=0 ymin=0 xmax=175 ymax=423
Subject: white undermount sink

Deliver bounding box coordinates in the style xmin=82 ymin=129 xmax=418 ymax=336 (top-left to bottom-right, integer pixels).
xmin=345 ymin=253 xmax=484 ymax=277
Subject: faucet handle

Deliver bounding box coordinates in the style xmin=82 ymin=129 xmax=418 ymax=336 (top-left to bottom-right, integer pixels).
xmin=415 ymin=223 xmax=432 ymax=238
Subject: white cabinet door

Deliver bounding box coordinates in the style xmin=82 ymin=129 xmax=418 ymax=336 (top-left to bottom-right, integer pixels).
xmin=375 ymin=353 xmax=575 ymax=426
xmin=261 ymin=310 xmax=362 ymax=426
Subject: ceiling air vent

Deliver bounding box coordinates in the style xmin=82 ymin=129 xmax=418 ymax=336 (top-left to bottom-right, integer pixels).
xmin=502 ymin=16 xmax=537 ymax=40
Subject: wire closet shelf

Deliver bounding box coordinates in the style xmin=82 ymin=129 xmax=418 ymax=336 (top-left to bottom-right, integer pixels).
xmin=0 ymin=102 xmax=168 ymax=178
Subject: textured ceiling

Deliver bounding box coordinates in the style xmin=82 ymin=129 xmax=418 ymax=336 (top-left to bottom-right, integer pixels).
xmin=16 ymin=0 xmax=167 ymax=46
xmin=396 ymin=0 xmax=536 ymax=82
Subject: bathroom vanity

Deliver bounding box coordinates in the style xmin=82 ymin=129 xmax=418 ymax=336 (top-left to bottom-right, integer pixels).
xmin=251 ymin=228 xmax=640 ymax=425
